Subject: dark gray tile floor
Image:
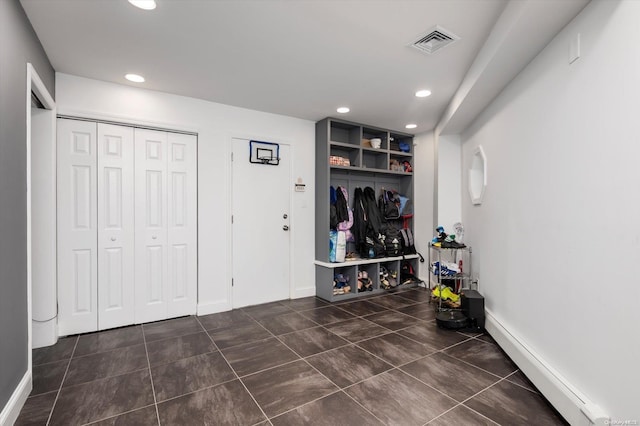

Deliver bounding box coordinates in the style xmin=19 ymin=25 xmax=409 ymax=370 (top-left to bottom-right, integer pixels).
xmin=18 ymin=287 xmax=567 ymax=425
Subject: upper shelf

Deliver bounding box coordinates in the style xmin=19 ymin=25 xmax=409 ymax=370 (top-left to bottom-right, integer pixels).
xmin=327 ymin=119 xmax=414 ymax=174
xmin=329 ymin=165 xmax=412 ymax=176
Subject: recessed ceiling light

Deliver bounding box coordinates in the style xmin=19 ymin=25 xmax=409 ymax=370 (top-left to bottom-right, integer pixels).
xmin=405 ymin=124 xmax=417 ymax=129
xmin=337 ymin=107 xmax=350 ymax=114
xmin=415 ymin=90 xmax=432 ymax=98
xmin=125 ymin=73 xmax=145 ymax=83
xmin=128 ymin=0 xmax=156 ymax=10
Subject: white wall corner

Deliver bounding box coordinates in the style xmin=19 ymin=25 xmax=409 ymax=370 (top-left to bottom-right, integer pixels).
xmin=292 ymin=286 xmax=316 ymax=299
xmin=0 ymin=371 xmax=31 ymax=426
xmin=436 ymin=134 xmax=462 ymax=233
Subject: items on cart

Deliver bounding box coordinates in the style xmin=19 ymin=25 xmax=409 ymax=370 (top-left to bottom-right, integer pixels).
xmin=430 ymin=261 xmax=460 ymax=276
xmin=431 ymin=225 xmax=466 ymax=248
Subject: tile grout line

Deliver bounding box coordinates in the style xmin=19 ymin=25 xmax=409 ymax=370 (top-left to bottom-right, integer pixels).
xmin=141 ymin=325 xmax=162 ymax=426
xmin=393 ymin=363 xmax=498 ymax=423
xmin=44 ymin=335 xmax=79 ymax=425
xmin=434 ymin=348 xmax=514 ymax=382
xmin=501 ymin=370 xmax=541 ymax=395
xmin=261 ymin=324 xmax=388 ymax=425
xmin=195 ymin=315 xmax=271 ymax=424
xmin=458 ymin=375 xmax=511 ymax=409
xmin=79 ymin=403 xmax=157 ymax=426
xmin=246 ymin=312 xmax=359 ymax=420
xmin=425 ymin=402 xmax=501 ymax=426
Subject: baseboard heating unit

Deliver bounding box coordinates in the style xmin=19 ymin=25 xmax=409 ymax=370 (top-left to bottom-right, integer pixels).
xmin=485 ymin=309 xmax=609 ymax=426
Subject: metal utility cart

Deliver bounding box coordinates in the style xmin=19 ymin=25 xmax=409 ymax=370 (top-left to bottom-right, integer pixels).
xmin=429 ymin=245 xmax=472 ymax=328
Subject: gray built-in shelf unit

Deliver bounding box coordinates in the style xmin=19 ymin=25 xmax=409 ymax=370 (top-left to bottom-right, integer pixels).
xmin=315 ymin=117 xmax=420 ymax=302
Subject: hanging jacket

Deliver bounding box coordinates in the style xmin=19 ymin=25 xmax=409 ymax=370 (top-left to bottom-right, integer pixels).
xmin=335 ymin=185 xmax=349 ymax=223
xmin=363 ymin=186 xmax=383 ymax=234
xmin=352 ymin=187 xmax=367 ymax=255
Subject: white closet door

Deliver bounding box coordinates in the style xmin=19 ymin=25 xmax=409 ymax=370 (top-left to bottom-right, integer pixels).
xmin=57 ymin=119 xmax=98 ymax=335
xmin=134 ymin=129 xmax=169 ymax=324
xmin=167 ymin=133 xmax=197 ymax=317
xmin=97 ymin=124 xmax=135 ymax=330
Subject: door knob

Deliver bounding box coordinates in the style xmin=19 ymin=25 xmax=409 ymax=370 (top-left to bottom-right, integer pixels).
xmin=110 ymin=237 xmax=116 ymax=242
xmin=283 ymin=214 xmax=288 ymax=219
xmin=282 ymin=225 xmax=289 ymax=231
xmin=152 ymin=235 xmax=157 ymax=240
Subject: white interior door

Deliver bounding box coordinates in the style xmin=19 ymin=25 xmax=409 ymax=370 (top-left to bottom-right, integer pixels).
xmin=167 ymin=132 xmax=197 ymax=317
xmin=97 ymin=124 xmax=135 ymax=330
xmin=57 ymin=119 xmax=98 ymax=335
xmin=135 ymin=129 xmax=168 ymax=323
xmin=232 ymin=139 xmax=291 ymax=308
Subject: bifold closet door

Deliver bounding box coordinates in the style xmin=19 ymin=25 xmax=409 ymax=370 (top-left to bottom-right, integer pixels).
xmin=134 ymin=129 xmax=197 ymax=323
xmin=97 ymin=124 xmax=135 ymax=329
xmin=57 ymin=119 xmax=98 ymax=335
xmin=166 ymin=132 xmax=197 ymax=318
xmin=135 ymin=129 xmax=169 ymax=323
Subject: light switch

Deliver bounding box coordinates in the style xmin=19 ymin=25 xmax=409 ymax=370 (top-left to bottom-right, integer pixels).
xmin=569 ymin=33 xmax=581 ymax=64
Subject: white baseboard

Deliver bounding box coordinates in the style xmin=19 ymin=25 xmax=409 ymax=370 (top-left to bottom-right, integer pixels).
xmin=292 ymin=286 xmax=316 ymax=299
xmin=197 ymin=300 xmax=232 ymax=316
xmin=485 ymin=309 xmax=609 ymax=426
xmin=0 ymin=371 xmax=31 ymax=426
xmin=197 ymin=287 xmax=317 ymax=316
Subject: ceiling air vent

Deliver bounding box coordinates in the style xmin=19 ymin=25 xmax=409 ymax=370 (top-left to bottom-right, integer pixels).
xmin=410 ymin=25 xmax=459 ymax=55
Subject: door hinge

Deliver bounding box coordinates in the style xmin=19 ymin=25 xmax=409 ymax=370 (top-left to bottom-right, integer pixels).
xmin=231 ymin=215 xmax=234 ymax=224
xmin=232 ymin=278 xmax=234 ymax=287
xmin=231 ymin=152 xmax=234 ymax=162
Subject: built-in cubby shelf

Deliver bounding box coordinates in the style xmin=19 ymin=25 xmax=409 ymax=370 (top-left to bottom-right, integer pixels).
xmin=315 ymin=117 xmax=416 ymax=302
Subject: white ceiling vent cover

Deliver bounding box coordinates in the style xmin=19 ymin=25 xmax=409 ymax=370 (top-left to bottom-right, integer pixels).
xmin=410 ymin=25 xmax=460 ymax=55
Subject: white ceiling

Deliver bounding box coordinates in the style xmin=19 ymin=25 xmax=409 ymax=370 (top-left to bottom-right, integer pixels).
xmin=21 ymin=0 xmax=588 ymax=134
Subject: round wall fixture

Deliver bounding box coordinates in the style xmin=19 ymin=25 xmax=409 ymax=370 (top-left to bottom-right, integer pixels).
xmin=468 ymin=145 xmax=487 ymax=205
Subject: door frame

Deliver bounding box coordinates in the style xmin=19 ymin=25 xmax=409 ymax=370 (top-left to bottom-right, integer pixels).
xmin=228 ymin=135 xmax=295 ymax=307
xmin=26 ymin=63 xmax=56 ymax=393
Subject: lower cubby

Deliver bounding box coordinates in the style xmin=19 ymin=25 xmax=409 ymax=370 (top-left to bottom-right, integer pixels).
xmin=357 ymin=263 xmax=378 ymax=294
xmin=314 ymin=254 xmax=421 ymax=302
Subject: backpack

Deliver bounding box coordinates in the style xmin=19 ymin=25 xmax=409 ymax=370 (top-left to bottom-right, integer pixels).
xmin=399 ymin=228 xmax=416 ymax=255
xmin=400 ymin=261 xmax=423 ymax=285
xmin=383 ymin=224 xmax=402 ymax=257
xmin=364 ymin=230 xmax=386 ymax=258
xmin=379 ymin=189 xmax=400 ymax=220
xmin=400 ymin=228 xmax=425 ymax=262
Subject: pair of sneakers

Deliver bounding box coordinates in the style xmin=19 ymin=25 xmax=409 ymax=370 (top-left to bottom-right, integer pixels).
xmin=380 ymin=267 xmax=398 ymax=290
xmin=431 ymin=285 xmax=460 ymax=303
xmin=441 ymin=234 xmax=466 ymax=249
xmin=333 ymin=273 xmax=351 ymax=295
xmin=357 ymin=271 xmax=373 ymax=292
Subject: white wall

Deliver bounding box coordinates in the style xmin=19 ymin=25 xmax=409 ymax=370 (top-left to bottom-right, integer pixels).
xmin=412 ymin=130 xmax=435 ymax=279
xmin=56 ymin=74 xmax=316 ymax=314
xmin=30 ymin=106 xmax=57 ymax=347
xmin=461 ymin=0 xmax=639 ymax=420
xmin=436 ymin=134 xmax=462 ymax=234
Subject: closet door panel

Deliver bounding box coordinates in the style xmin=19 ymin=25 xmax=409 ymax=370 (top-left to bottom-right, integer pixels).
xmin=97 ymin=124 xmax=134 ymax=330
xmin=135 ymin=129 xmax=169 ymax=323
xmin=167 ymin=133 xmax=197 ymax=317
xmin=57 ymin=119 xmax=98 ymax=335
